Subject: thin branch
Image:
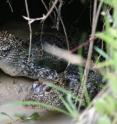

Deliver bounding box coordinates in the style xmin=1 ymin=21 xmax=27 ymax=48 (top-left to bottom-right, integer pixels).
xmin=24 ymin=0 xmax=32 ymax=60
xmin=41 ymin=0 xmax=48 ymax=11
xmin=40 ymin=21 xmax=45 ymax=49
xmin=70 ymin=37 xmax=96 ymax=53
xmin=78 ymin=0 xmax=103 ymax=111
xmin=55 ymin=0 xmax=63 ymax=30
xmin=54 ymin=0 xmax=70 ymax=51
xmin=23 ymin=0 xmax=59 ymax=24
xmin=6 ymin=0 xmax=13 ymax=12
xmin=41 ymin=0 xmax=55 ymax=24
xmin=54 ymin=0 xmax=70 ymax=70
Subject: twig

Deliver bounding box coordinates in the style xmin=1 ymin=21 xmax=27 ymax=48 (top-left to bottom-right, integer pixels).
xmin=41 ymin=0 xmax=48 ymax=11
xmin=41 ymin=0 xmax=56 ymax=24
xmin=23 ymin=0 xmax=59 ymax=24
xmin=55 ymin=0 xmax=62 ymax=30
xmin=40 ymin=21 xmax=45 ymax=49
xmin=23 ymin=0 xmax=59 ymax=59
xmin=24 ymin=0 xmax=32 ymax=60
xmin=70 ymin=37 xmax=95 ymax=53
xmin=54 ymin=0 xmax=70 ymax=72
xmin=78 ymin=0 xmax=103 ymax=111
xmin=54 ymin=1 xmax=70 ymax=51
xmin=6 ymin=0 xmax=13 ymax=12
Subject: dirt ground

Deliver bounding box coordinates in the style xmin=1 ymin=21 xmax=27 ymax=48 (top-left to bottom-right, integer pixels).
xmin=0 ymin=72 xmax=74 ymax=124
xmin=0 ymin=21 xmax=74 ymax=124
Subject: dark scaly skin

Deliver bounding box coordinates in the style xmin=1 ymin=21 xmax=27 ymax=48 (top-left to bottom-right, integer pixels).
xmin=0 ymin=31 xmax=105 ymax=108
xmin=25 ymin=65 xmax=105 ymax=108
xmin=0 ymin=31 xmax=67 ymax=80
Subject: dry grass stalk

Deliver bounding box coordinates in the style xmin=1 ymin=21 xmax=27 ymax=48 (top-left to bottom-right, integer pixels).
xmin=43 ymin=43 xmax=85 ymax=66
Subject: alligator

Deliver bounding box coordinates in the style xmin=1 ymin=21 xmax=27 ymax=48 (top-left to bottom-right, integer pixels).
xmin=0 ymin=31 xmax=105 ymax=108
xmin=0 ymin=31 xmax=67 ymax=80
xmin=25 ymin=65 xmax=104 ymax=108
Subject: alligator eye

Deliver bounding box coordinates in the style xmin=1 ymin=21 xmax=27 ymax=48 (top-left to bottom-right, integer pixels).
xmin=45 ymin=87 xmax=52 ymax=92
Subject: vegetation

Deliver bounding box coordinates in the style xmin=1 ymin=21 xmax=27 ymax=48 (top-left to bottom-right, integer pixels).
xmin=0 ymin=0 xmax=117 ymax=124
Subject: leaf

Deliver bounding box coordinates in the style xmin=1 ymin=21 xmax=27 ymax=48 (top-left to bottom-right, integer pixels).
xmin=97 ymin=115 xmax=111 ymax=124
xmin=14 ymin=101 xmax=69 ymax=116
xmin=94 ymin=46 xmax=109 ymax=59
xmin=96 ymin=32 xmax=117 ymax=49
xmin=93 ymin=60 xmax=113 ymax=69
xmin=0 ymin=112 xmax=13 ymax=120
xmin=95 ymin=98 xmax=108 ymax=114
xmin=15 ymin=112 xmax=40 ymax=121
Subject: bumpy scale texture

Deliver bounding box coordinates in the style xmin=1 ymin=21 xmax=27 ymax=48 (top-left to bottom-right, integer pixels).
xmin=26 ymin=65 xmax=105 ymax=108
xmin=0 ymin=31 xmax=105 ymax=108
xmin=0 ymin=31 xmax=67 ymax=80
